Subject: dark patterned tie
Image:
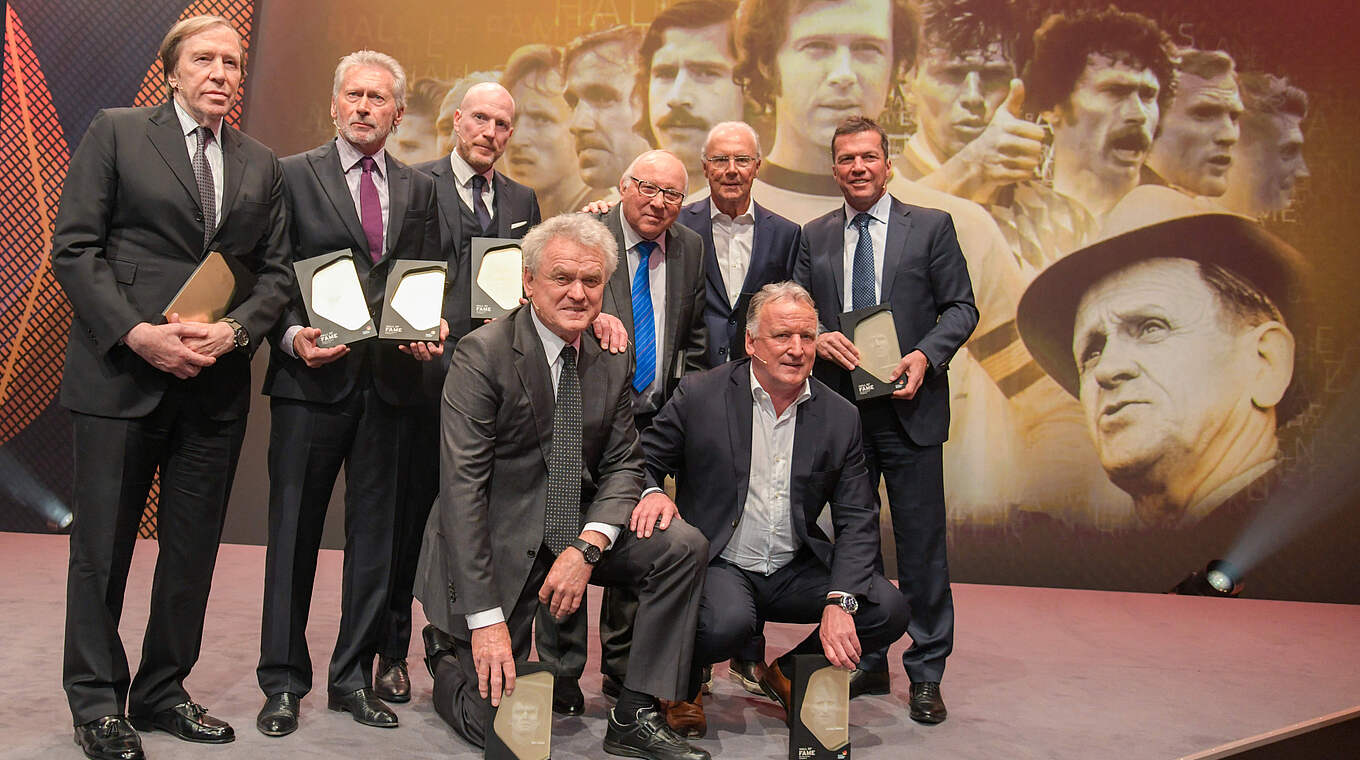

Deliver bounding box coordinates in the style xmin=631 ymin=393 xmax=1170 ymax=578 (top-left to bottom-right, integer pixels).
xmin=851 ymin=212 xmax=876 ymax=309
xmin=470 ymin=173 xmax=493 ymax=234
xmin=544 ymin=345 xmax=583 ymax=554
xmin=359 ymin=155 xmax=383 ymax=262
xmin=192 ymin=126 xmax=216 ymax=251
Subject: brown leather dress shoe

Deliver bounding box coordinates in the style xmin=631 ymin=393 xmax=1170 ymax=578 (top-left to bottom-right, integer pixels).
xmin=375 ymin=657 xmax=411 ymax=703
xmin=74 ymin=716 xmax=144 ymax=760
xmin=129 ymin=701 xmax=234 ymax=744
xmin=757 ymin=660 xmax=793 ymax=724
xmin=663 ymin=693 xmax=707 ymax=738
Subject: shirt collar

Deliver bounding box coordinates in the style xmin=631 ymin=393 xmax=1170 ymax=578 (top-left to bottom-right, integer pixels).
xmin=528 ymin=304 xmax=581 ymax=364
xmin=710 ymin=198 xmax=755 ymax=224
xmin=748 ymin=363 xmax=812 ymax=408
xmin=621 ymin=216 xmax=668 ymax=257
xmin=171 ymin=99 xmax=222 ymax=143
xmin=843 ymin=190 xmax=892 ymax=229
xmin=335 ymin=136 xmax=386 ymax=176
xmin=448 ymin=146 xmax=495 ymax=189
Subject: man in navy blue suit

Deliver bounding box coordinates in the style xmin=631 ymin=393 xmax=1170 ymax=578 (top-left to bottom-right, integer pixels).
xmin=795 ymin=116 xmax=978 ymax=725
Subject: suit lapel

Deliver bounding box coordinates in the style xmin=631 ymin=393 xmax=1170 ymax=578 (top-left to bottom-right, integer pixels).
xmin=384 ymin=155 xmax=411 ymax=262
xmin=146 ymin=104 xmax=201 ymax=219
xmin=660 ymin=225 xmax=686 ymax=382
xmin=493 ymin=173 xmax=512 ymax=236
xmin=512 ymin=308 xmax=555 ymax=467
xmin=743 ymin=203 xmax=775 ymax=294
xmin=310 ymin=142 xmax=369 ymax=256
xmin=602 ymin=208 xmax=635 ymax=335
xmin=687 ymin=201 xmax=727 ymax=308
xmin=826 ymin=209 xmax=847 ymax=313
xmin=213 ymin=125 xmax=247 ymax=240
xmin=431 ymin=161 xmax=466 ymax=253
xmin=789 ymin=387 xmax=820 ymax=538
xmin=726 ymin=368 xmax=754 ymax=518
xmin=880 ymin=198 xmax=913 ymax=302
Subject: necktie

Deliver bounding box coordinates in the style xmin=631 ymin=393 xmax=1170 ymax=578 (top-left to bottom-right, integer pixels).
xmin=192 ymin=126 xmax=216 ymax=251
xmin=545 ymin=345 xmax=583 ymax=554
xmin=851 ymin=212 xmax=876 ymax=310
xmin=359 ymin=155 xmax=383 ymax=262
xmin=631 ymin=241 xmax=658 ymax=394
xmin=470 ymin=173 xmax=492 ymax=234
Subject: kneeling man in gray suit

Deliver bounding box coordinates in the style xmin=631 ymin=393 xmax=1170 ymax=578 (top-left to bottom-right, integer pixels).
xmin=635 ymin=282 xmax=910 ymax=737
xmin=415 ymin=213 xmax=711 ymax=760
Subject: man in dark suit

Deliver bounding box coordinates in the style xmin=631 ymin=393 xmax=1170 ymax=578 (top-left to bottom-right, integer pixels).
xmin=51 ymin=16 xmax=292 ymax=760
xmin=374 ymin=82 xmax=543 ymax=706
xmin=255 ymin=50 xmax=443 ymax=737
xmin=679 ymin=122 xmax=802 ymax=367
xmin=794 ymin=117 xmax=978 ymax=725
xmin=535 ymin=150 xmax=708 ymax=712
xmin=636 ymin=283 xmax=910 ymax=736
xmin=415 ymin=213 xmax=710 ymax=760
xmin=676 ymin=121 xmax=804 ymax=693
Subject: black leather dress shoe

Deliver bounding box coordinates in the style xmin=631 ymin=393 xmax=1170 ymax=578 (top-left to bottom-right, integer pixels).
xmin=256 ymin=692 xmax=300 ymax=737
xmin=422 ymin=624 xmax=456 ymax=679
xmin=375 ymin=657 xmax=411 ymax=703
xmin=74 ymin=716 xmax=144 ymax=760
xmin=328 ymin=687 xmax=399 ymax=728
xmin=848 ymin=668 xmax=891 ymax=699
xmin=601 ymin=673 xmax=624 ymax=700
xmin=908 ymin=681 xmax=948 ymax=724
xmin=604 ymin=706 xmax=712 ymax=760
xmin=553 ymin=676 xmax=585 ymax=716
xmin=129 ymin=701 xmax=234 ymax=743
xmin=727 ymin=658 xmax=767 ymax=696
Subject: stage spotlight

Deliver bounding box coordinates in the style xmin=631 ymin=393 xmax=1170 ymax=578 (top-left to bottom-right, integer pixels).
xmin=0 ymin=449 xmax=73 ymax=532
xmin=1170 ymin=559 xmax=1244 ymax=597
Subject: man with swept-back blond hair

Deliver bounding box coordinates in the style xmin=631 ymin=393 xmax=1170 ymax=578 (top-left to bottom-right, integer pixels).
xmin=54 ymin=13 xmax=293 ymax=760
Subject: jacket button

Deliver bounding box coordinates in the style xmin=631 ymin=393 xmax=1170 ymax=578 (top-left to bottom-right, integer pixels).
xmin=719 ymin=347 xmax=727 ymax=356
xmin=526 ymin=549 xmax=536 ymax=558
xmin=731 ymin=520 xmax=738 ymax=528
xmin=193 ymin=211 xmax=203 ymax=222
xmin=728 ymin=317 xmax=736 ymax=325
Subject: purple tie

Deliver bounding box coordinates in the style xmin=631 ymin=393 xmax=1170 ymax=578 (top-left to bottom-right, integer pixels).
xmin=359 ymin=155 xmax=383 ymax=262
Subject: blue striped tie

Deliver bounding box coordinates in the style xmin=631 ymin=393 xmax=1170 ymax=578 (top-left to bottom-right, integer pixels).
xmin=851 ymin=212 xmax=876 ymax=309
xmin=631 ymin=241 xmax=658 ymax=393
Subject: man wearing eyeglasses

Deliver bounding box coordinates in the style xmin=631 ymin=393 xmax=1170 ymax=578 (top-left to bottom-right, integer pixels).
xmin=542 ymin=150 xmax=708 ymax=708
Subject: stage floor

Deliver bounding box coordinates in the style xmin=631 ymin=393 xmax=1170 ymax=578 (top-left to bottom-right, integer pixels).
xmin=3 ymin=531 xmax=1358 ymax=759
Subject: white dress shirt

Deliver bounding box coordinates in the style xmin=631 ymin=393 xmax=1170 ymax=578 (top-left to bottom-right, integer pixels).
xmin=171 ymin=100 xmax=223 ymax=220
xmin=466 ymin=307 xmax=623 ymax=631
xmin=719 ymin=366 xmax=812 ymax=574
xmin=840 ymin=191 xmax=892 ymax=307
xmin=621 ymin=220 xmax=668 ymax=405
xmin=447 ymin=148 xmax=496 ymax=224
xmin=711 ymin=202 xmax=755 ymax=308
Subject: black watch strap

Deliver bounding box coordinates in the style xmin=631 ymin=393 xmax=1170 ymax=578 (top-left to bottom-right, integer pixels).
xmin=569 ymin=537 xmax=601 ymax=565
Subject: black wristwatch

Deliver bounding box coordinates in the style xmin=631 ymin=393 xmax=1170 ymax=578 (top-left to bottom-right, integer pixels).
xmin=825 ymin=594 xmax=859 ymax=616
xmin=569 ymin=537 xmax=602 ymax=565
xmin=220 ymin=317 xmax=249 ymax=352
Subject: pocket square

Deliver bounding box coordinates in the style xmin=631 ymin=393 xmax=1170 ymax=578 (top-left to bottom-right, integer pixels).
xmin=511 ymin=220 xmax=528 ymax=229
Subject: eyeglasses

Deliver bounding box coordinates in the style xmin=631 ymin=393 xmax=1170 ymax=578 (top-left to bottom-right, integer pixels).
xmin=704 ymin=154 xmax=758 ymax=169
xmin=629 ymin=176 xmax=686 ymax=205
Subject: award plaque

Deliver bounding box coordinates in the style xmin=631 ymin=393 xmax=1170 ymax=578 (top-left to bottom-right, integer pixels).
xmin=839 ymin=305 xmax=906 ymax=400
xmin=293 ymin=249 xmax=375 ymax=348
xmin=379 ymin=260 xmax=447 ymax=341
xmin=789 ymin=655 xmax=850 ymax=760
xmin=162 ymin=251 xmax=257 ymax=323
xmin=485 ymin=663 xmax=553 ymax=760
xmin=471 ymin=237 xmax=525 ymax=320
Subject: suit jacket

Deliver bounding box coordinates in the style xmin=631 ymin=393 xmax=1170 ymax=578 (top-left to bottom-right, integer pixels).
xmin=413 ymin=305 xmax=643 ymax=638
xmin=413 ymin=156 xmax=541 ymax=341
xmin=640 ymin=361 xmax=881 ymax=599
xmin=596 ymin=205 xmax=708 ymax=408
xmin=261 ymin=140 xmax=440 ymax=408
xmin=794 ymin=196 xmax=979 ymax=446
xmin=50 ymin=102 xmax=293 ymax=420
xmin=678 ymin=199 xmax=802 ymax=366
